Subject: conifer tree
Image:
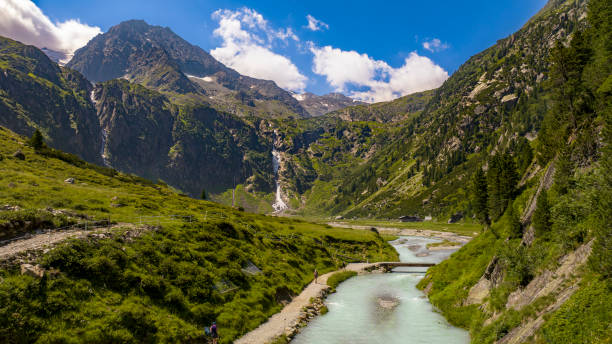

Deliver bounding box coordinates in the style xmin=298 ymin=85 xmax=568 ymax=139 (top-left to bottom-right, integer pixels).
xmin=29 ymin=129 xmax=45 ymax=150
xmin=533 ymin=190 xmax=551 ymax=236
xmin=508 ymin=204 xmax=522 ymax=239
xmin=471 ymin=168 xmax=489 ymax=226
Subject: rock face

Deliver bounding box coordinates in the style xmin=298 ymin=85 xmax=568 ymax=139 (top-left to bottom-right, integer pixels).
xmin=92 ymin=79 xmax=275 ymax=195
xmin=465 ymin=256 xmax=504 ymax=306
xmin=67 ymin=20 xmax=307 ymax=118
xmin=505 ymin=241 xmax=593 ymax=311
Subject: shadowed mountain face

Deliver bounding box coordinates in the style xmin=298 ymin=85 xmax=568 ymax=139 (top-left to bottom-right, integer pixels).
xmin=67 ymin=20 xmax=308 ymax=118
xmin=91 ymin=79 xmax=275 ymax=195
xmin=0 ymin=36 xmax=102 ymax=164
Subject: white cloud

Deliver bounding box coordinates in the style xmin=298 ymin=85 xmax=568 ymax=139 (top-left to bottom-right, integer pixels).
xmin=0 ymin=0 xmax=101 ymax=60
xmin=210 ymin=8 xmax=306 ymax=92
xmin=422 ymin=38 xmax=449 ymax=52
xmin=310 ymin=44 xmax=448 ymax=103
xmin=305 ymin=15 xmax=329 ymax=31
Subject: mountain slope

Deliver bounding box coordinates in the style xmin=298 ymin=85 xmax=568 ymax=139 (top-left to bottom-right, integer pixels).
xmin=417 ymin=0 xmax=611 ymax=342
xmin=0 ymin=36 xmax=102 ymax=164
xmin=67 ymin=20 xmax=308 ymax=118
xmin=312 ymin=0 xmax=590 ymax=219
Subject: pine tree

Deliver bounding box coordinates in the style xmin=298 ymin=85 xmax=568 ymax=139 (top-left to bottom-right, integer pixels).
xmin=487 ymin=154 xmax=504 ymax=220
xmin=500 ymin=152 xmax=518 ymax=205
xmin=29 ymin=129 xmax=45 ymax=151
xmin=553 ymin=145 xmax=574 ymax=195
xmin=471 ymin=168 xmax=489 ymax=226
xmin=487 ymin=152 xmax=518 ymax=221
xmin=533 ymin=190 xmax=551 ymax=236
xmin=201 ymin=189 xmax=207 ymax=200
xmin=508 ymin=204 xmax=522 ymax=239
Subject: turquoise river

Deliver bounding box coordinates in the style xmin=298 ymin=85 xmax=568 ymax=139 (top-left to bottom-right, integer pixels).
xmin=291 ymin=236 xmax=470 ymax=344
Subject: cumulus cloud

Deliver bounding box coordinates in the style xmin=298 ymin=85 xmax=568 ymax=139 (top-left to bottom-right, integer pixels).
xmin=422 ymin=38 xmax=449 ymax=52
xmin=0 ymin=0 xmax=101 ymax=60
xmin=305 ymin=15 xmax=329 ymax=31
xmin=310 ymin=44 xmax=448 ymax=103
xmin=210 ymin=8 xmax=306 ymax=92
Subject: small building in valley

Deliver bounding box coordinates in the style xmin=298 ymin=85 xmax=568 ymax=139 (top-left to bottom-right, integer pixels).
xmin=398 ymin=215 xmax=422 ymax=222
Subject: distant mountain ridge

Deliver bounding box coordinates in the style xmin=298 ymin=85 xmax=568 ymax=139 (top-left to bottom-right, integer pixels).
xmin=326 ymin=90 xmax=434 ymax=123
xmin=293 ymin=92 xmax=365 ymax=117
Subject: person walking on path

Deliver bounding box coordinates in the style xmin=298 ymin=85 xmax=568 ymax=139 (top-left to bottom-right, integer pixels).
xmin=210 ymin=322 xmax=219 ymax=344
xmin=314 ymin=269 xmax=319 ymax=284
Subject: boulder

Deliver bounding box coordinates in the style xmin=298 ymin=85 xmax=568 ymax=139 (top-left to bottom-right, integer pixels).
xmin=64 ymin=178 xmax=75 ymax=184
xmin=12 ymin=150 xmax=25 ymax=160
xmin=20 ymin=264 xmax=45 ymax=278
xmin=448 ymin=213 xmax=464 ymax=224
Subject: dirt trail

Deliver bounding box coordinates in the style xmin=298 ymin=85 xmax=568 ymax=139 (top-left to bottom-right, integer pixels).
xmin=0 ymin=224 xmax=131 ymax=260
xmin=235 ymin=263 xmax=375 ymax=344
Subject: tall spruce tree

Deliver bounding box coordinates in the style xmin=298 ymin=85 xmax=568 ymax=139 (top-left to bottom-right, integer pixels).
xmin=29 ymin=129 xmax=45 ymax=151
xmin=471 ymin=168 xmax=489 ymax=226
xmin=533 ymin=190 xmax=552 ymax=236
xmin=487 ymin=151 xmax=518 ymax=221
xmin=508 ymin=204 xmax=523 ymax=239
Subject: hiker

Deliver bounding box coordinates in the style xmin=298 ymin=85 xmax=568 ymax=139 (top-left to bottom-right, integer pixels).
xmin=314 ymin=269 xmax=318 ymax=284
xmin=209 ymin=321 xmax=219 ymax=344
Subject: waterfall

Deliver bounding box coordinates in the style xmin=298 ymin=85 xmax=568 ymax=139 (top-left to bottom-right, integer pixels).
xmin=271 ymin=150 xmax=288 ymax=212
xmin=100 ymin=129 xmax=111 ymax=167
xmin=91 ymin=89 xmax=111 ymax=167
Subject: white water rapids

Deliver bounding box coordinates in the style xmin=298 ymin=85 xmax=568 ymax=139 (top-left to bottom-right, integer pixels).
xmin=271 ymin=150 xmax=288 ymax=212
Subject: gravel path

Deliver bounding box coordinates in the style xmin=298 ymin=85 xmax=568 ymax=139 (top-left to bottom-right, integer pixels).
xmin=235 ymin=263 xmax=374 ymax=344
xmin=0 ymin=224 xmax=131 ymax=260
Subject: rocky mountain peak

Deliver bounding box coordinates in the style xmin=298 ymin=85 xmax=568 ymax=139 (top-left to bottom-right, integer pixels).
xmin=67 ymin=19 xmax=309 ymax=118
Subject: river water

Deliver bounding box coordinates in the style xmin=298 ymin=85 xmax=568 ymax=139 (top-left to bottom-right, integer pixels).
xmin=291 ymin=236 xmax=470 ymax=344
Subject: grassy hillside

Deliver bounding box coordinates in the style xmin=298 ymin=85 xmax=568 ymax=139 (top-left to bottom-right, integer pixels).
xmin=0 ymin=126 xmax=397 ymax=343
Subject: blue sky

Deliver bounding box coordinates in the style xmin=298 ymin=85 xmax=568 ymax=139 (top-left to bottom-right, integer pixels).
xmin=5 ymin=0 xmax=548 ymax=101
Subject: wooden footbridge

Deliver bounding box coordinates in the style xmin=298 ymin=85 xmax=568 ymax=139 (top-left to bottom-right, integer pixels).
xmin=374 ymin=262 xmax=436 ymax=268
xmin=344 ymin=261 xmax=436 ymax=274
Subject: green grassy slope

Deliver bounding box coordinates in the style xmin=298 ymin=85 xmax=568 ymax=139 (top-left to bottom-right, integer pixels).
xmin=0 ymin=126 xmax=397 ymax=343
